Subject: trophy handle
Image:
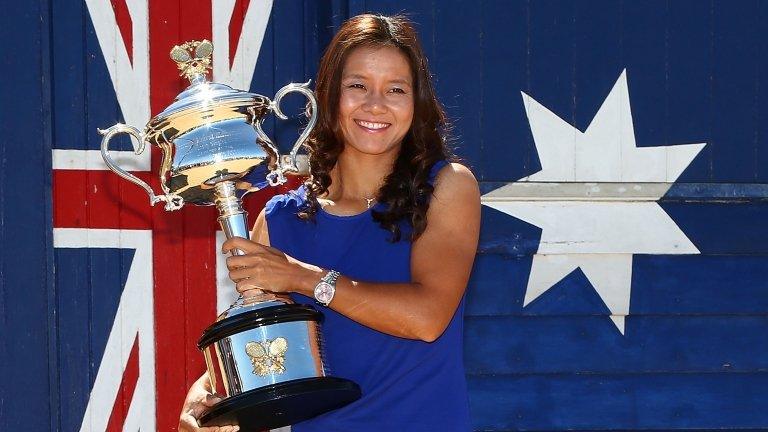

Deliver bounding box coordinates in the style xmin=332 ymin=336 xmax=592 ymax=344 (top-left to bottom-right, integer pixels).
xmin=98 ymin=124 xmax=184 ymax=211
xmin=266 ymin=81 xmax=318 ymax=186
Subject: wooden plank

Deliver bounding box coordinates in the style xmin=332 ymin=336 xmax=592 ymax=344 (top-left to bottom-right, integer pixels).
xmin=51 ymin=0 xmax=87 ymax=152
xmin=661 ymin=200 xmax=768 ymax=254
xmin=667 ymin=0 xmax=712 ymax=182
xmin=84 ymin=10 xmax=125 ymax=151
xmin=479 ymin=201 xmax=768 ymax=255
xmin=756 ymin=0 xmax=768 ymax=183
xmin=482 ymin=181 xmax=768 ymax=203
xmin=466 ymin=253 xmax=768 ymax=316
xmin=572 ymin=0 xmax=623 ymax=129
xmin=464 ymin=315 xmax=768 ymax=374
xmin=710 ymin=1 xmax=760 ymax=182
xmin=147 ymin=2 xmax=190 ymax=430
xmin=272 ymin=0 xmax=307 ymax=156
xmin=479 ymin=0 xmax=528 ymax=182
xmin=348 ymin=0 xmax=365 ymax=17
xmin=528 ymin=0 xmax=576 ymax=126
xmin=302 ymin=1 xmax=322 ymax=82
xmin=0 ymin=0 xmax=54 ymax=430
xmin=433 ymin=0 xmax=482 ymax=178
xmin=385 ymin=0 xmax=436 ymax=65
xmin=89 ymin=249 xmax=135 ymax=430
xmin=40 ymin=0 xmax=58 ymax=428
xmin=250 ymin=0 xmax=275 ymax=139
xmin=620 ymin=0 xmax=667 ymax=156
xmin=481 ymin=181 xmax=768 ymax=201
xmin=54 ymin=249 xmax=94 ymax=431
xmin=468 ymin=373 xmax=768 ymax=431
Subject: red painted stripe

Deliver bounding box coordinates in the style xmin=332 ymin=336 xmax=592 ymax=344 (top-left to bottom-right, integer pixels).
xmin=111 ymin=0 xmax=134 ymax=65
xmin=105 ymin=334 xmax=140 ymax=432
xmin=146 ymin=3 xmax=303 ymax=429
xmin=52 ymin=170 xmax=153 ymax=229
xmin=149 ymin=2 xmax=214 ymax=430
xmin=229 ymin=0 xmax=251 ymax=68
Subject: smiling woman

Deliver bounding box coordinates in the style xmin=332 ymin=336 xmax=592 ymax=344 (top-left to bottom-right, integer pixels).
xmin=301 ymin=14 xmax=455 ymax=241
xmin=179 ymin=14 xmax=480 ymax=432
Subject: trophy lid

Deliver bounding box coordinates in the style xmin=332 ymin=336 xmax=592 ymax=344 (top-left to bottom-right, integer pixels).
xmin=148 ymin=40 xmax=270 ymax=128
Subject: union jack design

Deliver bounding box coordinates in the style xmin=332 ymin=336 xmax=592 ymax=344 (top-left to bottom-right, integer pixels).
xmin=52 ymin=1 xmax=276 ymax=430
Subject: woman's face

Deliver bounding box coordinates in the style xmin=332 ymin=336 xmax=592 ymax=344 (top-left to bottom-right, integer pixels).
xmin=337 ymin=45 xmax=414 ymax=157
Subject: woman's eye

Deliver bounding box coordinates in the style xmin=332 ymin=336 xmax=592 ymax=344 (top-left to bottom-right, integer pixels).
xmin=347 ymin=83 xmax=365 ymax=90
xmin=389 ymin=87 xmax=406 ymax=94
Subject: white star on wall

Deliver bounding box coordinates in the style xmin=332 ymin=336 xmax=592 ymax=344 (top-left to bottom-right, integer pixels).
xmin=482 ymin=70 xmax=706 ymax=334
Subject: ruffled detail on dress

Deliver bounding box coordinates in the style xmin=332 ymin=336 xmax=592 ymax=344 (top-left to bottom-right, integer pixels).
xmin=264 ymin=184 xmax=308 ymax=217
xmin=428 ymin=159 xmax=449 ymax=186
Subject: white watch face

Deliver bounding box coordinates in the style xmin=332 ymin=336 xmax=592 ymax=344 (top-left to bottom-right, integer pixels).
xmin=315 ymin=282 xmax=334 ymax=304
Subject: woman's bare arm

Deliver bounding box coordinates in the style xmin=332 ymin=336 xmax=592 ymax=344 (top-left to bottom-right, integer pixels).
xmin=226 ymin=163 xmax=481 ymax=342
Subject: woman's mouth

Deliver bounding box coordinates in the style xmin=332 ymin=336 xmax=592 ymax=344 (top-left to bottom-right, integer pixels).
xmin=354 ymin=119 xmax=391 ymax=132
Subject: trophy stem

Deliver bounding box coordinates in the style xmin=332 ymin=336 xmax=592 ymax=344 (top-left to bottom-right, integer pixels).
xmin=214 ymin=181 xmax=250 ymax=256
xmin=214 ymin=181 xmax=290 ymax=304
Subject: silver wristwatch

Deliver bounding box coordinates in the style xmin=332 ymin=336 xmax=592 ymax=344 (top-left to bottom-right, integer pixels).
xmin=314 ymin=270 xmax=340 ymax=306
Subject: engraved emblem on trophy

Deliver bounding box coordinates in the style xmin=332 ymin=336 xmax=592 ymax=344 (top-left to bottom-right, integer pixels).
xmin=98 ymin=40 xmax=361 ymax=431
xmin=246 ymin=338 xmax=288 ymax=376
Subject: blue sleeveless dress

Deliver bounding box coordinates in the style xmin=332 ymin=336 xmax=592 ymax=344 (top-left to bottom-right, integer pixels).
xmin=264 ymin=160 xmax=471 ymax=431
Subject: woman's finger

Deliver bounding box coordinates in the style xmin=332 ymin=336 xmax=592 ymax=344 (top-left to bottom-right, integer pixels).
xmin=229 ymin=266 xmax=263 ymax=283
xmin=181 ymin=408 xmax=240 ymax=432
xmin=236 ymin=280 xmax=264 ymax=294
xmin=202 ymin=393 xmax=223 ymax=407
xmin=226 ymin=254 xmax=263 ymax=271
xmin=200 ymin=426 xmax=239 ymax=432
xmin=178 ymin=412 xmax=202 ymax=431
xmin=221 ymin=237 xmax=266 ymax=255
xmin=188 ymin=402 xmax=210 ymax=420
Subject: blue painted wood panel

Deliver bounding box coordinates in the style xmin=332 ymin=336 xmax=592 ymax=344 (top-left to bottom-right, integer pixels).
xmin=464 ymin=315 xmax=768 ymax=373
xmin=468 ymin=373 xmax=768 ymax=430
xmin=54 ymin=248 xmax=134 ymax=431
xmin=480 ymin=202 xmax=768 ymax=256
xmin=0 ymin=1 xmax=54 ymax=431
xmin=466 ymin=254 xmax=768 ymax=316
xmin=3 ymin=1 xmax=768 ymax=431
xmin=478 ymin=0 xmax=529 ymax=182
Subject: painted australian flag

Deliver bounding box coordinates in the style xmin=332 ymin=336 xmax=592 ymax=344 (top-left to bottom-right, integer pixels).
xmin=24 ymin=1 xmax=295 ymax=431
xmin=2 ymin=1 xmax=768 ymax=431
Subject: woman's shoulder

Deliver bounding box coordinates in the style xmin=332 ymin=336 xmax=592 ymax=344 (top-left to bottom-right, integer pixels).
xmin=431 ymin=161 xmax=478 ymax=193
xmin=427 ymin=161 xmax=480 ymax=216
xmin=264 ymin=184 xmax=308 ymax=218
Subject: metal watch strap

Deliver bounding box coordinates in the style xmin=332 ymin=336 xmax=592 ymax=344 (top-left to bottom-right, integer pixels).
xmin=314 ymin=270 xmax=340 ymax=306
xmin=323 ymin=269 xmax=340 ymax=285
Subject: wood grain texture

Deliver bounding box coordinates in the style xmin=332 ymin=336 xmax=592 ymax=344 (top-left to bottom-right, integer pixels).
xmin=4 ymin=1 xmax=768 ymax=430
xmin=468 ymin=373 xmax=768 ymax=430
xmin=464 ymin=314 xmax=768 ymax=374
xmin=0 ymin=0 xmax=54 ymax=430
xmin=466 ymin=253 xmax=768 ymax=316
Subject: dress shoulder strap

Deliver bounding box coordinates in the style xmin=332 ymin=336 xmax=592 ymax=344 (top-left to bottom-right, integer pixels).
xmin=427 ymin=159 xmax=449 ymax=186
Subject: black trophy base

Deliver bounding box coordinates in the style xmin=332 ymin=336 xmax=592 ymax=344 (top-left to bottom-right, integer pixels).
xmin=199 ymin=377 xmax=361 ymax=431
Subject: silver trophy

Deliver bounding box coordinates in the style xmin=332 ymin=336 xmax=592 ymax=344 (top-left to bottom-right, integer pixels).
xmin=99 ymin=40 xmax=360 ymax=430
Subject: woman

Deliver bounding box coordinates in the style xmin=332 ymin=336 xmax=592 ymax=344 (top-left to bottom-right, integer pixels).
xmin=179 ymin=14 xmax=480 ymax=432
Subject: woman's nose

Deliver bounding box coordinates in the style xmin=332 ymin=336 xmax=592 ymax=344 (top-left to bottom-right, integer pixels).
xmin=362 ymin=93 xmax=387 ymax=114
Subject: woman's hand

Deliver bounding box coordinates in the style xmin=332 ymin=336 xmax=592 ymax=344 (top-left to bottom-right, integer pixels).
xmin=222 ymin=237 xmax=322 ymax=297
xmin=178 ymin=374 xmax=239 ymax=432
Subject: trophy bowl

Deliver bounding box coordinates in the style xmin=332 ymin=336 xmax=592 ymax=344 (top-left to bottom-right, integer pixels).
xmin=98 ymin=40 xmax=360 ymax=430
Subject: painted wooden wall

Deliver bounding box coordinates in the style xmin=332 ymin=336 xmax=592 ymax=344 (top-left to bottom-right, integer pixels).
xmin=2 ymin=0 xmax=768 ymax=431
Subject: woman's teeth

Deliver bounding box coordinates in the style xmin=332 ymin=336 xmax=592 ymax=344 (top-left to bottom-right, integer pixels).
xmin=355 ymin=120 xmax=390 ymax=130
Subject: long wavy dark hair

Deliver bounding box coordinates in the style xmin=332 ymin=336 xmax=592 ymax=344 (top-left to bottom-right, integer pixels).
xmin=299 ymin=14 xmax=455 ymax=242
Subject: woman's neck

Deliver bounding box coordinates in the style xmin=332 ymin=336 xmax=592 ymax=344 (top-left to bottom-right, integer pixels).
xmin=326 ymin=149 xmax=397 ymax=201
